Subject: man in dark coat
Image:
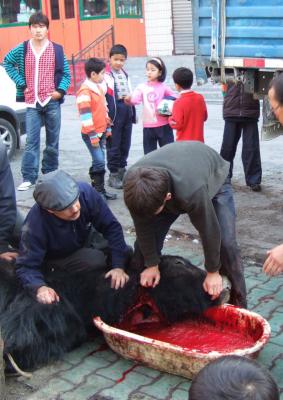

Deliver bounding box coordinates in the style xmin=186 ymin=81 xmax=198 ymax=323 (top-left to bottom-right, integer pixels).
xmin=16 ymin=170 xmax=130 ymax=304
xmin=123 ymin=141 xmax=247 ymax=308
xmin=0 ymin=138 xmax=23 ymax=261
xmin=220 ymin=81 xmax=262 ymax=191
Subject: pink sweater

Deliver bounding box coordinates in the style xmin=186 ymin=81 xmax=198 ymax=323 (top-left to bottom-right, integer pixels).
xmin=130 ymin=81 xmax=175 ymax=128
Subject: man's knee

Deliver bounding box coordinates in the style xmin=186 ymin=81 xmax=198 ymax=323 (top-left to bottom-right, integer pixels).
xmin=76 ymin=248 xmax=106 ymax=270
xmin=51 ymin=248 xmax=107 ymax=275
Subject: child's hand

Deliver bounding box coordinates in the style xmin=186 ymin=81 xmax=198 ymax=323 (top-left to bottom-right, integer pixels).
xmin=123 ymin=95 xmax=132 ymax=105
xmin=90 ymin=134 xmax=100 ymax=147
xmin=106 ymin=116 xmax=113 ymax=126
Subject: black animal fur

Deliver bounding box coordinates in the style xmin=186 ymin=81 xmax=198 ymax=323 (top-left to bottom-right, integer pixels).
xmin=0 ymin=254 xmax=221 ymax=370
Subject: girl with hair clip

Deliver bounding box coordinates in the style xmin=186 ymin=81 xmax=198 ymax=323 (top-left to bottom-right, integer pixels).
xmin=124 ymin=57 xmax=175 ymax=154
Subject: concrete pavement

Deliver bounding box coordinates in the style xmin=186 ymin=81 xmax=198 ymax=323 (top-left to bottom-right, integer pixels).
xmin=7 ymin=55 xmax=283 ymax=399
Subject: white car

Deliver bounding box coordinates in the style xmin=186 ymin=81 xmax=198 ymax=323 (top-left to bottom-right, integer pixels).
xmin=0 ymin=65 xmax=26 ymax=160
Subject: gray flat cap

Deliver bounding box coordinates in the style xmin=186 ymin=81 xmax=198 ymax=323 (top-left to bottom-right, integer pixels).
xmin=33 ymin=170 xmax=79 ymax=211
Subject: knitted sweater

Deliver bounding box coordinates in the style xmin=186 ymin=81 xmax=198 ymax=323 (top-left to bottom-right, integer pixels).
xmin=4 ymin=40 xmax=70 ymax=103
xmin=125 ymin=141 xmax=229 ymax=271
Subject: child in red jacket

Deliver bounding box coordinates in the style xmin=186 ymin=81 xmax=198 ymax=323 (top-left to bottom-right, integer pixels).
xmin=169 ymin=67 xmax=207 ymax=142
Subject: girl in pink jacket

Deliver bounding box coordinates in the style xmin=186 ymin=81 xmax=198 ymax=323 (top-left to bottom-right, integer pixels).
xmin=125 ymin=57 xmax=175 ymax=154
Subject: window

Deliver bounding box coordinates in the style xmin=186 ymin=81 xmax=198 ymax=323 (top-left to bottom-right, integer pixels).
xmin=0 ymin=0 xmax=41 ymax=26
xmin=79 ymin=0 xmax=109 ymax=20
xmin=65 ymin=0 xmax=74 ymax=19
xmin=115 ymin=0 xmax=142 ymax=18
xmin=50 ymin=0 xmax=59 ymax=20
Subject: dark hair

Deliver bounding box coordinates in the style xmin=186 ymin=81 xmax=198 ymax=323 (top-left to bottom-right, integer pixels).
xmin=29 ymin=12 xmax=49 ymax=28
xmin=269 ymin=73 xmax=283 ymax=106
xmin=123 ymin=168 xmax=170 ymax=216
xmin=189 ymin=355 xmax=279 ymax=400
xmin=146 ymin=57 xmax=167 ymax=82
xmin=173 ymin=67 xmax=193 ymax=89
xmin=85 ymin=58 xmax=106 ymax=78
xmin=109 ymin=44 xmax=128 ymax=58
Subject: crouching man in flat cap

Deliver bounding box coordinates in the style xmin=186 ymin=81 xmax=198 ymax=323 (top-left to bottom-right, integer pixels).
xmin=16 ymin=170 xmax=130 ymax=304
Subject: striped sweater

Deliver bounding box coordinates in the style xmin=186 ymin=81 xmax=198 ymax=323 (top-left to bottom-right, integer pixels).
xmin=3 ymin=40 xmax=70 ymax=103
xmin=76 ymin=79 xmax=110 ymax=146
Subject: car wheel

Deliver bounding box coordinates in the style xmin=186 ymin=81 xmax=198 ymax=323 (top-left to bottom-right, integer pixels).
xmin=0 ymin=118 xmax=17 ymax=160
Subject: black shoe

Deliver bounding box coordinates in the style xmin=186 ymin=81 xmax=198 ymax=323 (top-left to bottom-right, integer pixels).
xmin=108 ymin=173 xmax=123 ymax=189
xmin=250 ymin=184 xmax=261 ymax=192
xmin=103 ymin=190 xmax=117 ymax=200
xmin=118 ymin=167 xmax=126 ymax=182
xmin=90 ymin=170 xmax=118 ymax=200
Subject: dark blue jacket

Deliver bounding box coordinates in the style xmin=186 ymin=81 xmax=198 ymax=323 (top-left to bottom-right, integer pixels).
xmin=0 ymin=139 xmax=16 ymax=253
xmin=105 ymin=67 xmax=136 ymax=124
xmin=16 ymin=182 xmax=127 ymax=289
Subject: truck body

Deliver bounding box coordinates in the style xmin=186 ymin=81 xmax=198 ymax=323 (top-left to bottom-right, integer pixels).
xmin=191 ymin=0 xmax=283 ymax=138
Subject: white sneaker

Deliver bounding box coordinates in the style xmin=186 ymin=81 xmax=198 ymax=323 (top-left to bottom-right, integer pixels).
xmin=17 ymin=181 xmax=35 ymax=191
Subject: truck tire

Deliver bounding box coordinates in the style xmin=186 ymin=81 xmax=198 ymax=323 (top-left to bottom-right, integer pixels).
xmin=0 ymin=118 xmax=17 ymax=161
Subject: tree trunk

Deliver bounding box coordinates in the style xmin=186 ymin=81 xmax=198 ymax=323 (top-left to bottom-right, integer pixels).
xmin=0 ymin=335 xmax=5 ymax=400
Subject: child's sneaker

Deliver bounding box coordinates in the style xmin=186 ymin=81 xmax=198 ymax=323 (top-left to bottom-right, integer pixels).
xmin=17 ymin=181 xmax=34 ymax=191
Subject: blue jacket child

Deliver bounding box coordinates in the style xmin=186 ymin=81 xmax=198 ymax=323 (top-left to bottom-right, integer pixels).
xmin=104 ymin=44 xmax=136 ymax=190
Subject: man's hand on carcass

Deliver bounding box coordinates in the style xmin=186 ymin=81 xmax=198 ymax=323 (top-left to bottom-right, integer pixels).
xmin=203 ymin=271 xmax=223 ymax=300
xmin=140 ymin=265 xmax=160 ymax=288
xmin=36 ymin=286 xmax=60 ymax=304
xmin=105 ymin=268 xmax=129 ymax=289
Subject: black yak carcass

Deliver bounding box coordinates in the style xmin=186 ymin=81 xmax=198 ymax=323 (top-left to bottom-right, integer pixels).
xmin=0 ymin=255 xmax=229 ymax=372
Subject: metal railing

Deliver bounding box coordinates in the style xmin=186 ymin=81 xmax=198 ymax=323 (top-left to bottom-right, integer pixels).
xmin=70 ymin=26 xmax=114 ymax=93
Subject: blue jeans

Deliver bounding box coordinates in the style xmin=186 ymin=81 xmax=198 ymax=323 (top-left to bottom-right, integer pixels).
xmin=21 ymin=100 xmax=61 ymax=183
xmin=212 ymin=181 xmax=247 ymax=307
xmin=82 ymin=133 xmax=106 ymax=173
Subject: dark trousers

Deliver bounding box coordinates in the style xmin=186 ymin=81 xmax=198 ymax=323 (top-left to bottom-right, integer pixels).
xmin=134 ymin=182 xmax=247 ymax=308
xmin=107 ymin=102 xmax=133 ymax=173
xmin=9 ymin=209 xmax=26 ymax=250
xmin=143 ymin=124 xmax=174 ymax=155
xmin=220 ymin=120 xmax=262 ymax=186
xmin=44 ymin=247 xmax=108 ymax=276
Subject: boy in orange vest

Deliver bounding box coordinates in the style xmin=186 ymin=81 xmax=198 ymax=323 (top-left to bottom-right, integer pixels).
xmin=76 ymin=58 xmax=116 ymax=200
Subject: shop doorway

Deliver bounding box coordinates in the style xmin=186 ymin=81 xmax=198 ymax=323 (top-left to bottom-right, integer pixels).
xmin=48 ymin=0 xmax=80 ymax=58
